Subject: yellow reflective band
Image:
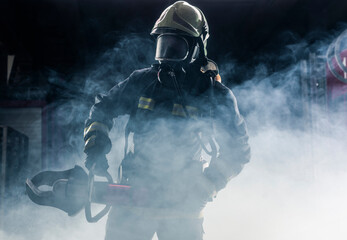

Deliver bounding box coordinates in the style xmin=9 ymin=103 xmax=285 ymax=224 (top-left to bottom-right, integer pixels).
xmin=172 ymin=104 xmax=199 ymax=118
xmin=84 ymin=135 xmax=96 ymax=151
xmin=84 ymin=122 xmax=109 ymax=138
xmin=172 ymin=103 xmax=185 ymax=117
xmin=138 ymin=97 xmax=155 ymax=111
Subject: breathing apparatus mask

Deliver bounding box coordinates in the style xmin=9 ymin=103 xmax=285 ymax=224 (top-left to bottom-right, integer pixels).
xmin=155 ymin=33 xmax=200 ymax=87
xmin=155 ymin=33 xmax=199 ymax=64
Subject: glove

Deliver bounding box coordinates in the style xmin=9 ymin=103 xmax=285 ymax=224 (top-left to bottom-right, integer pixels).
xmin=85 ymin=152 xmax=109 ymax=176
xmin=83 ymin=121 xmax=112 ymax=176
xmin=188 ymin=173 xmax=217 ymax=211
xmin=197 ymin=173 xmax=217 ymax=202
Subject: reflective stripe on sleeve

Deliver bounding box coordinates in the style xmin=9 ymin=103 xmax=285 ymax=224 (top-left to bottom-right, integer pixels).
xmin=138 ymin=97 xmax=155 ymax=111
xmin=84 ymin=122 xmax=109 ymax=139
xmin=84 ymin=135 xmax=96 ymax=151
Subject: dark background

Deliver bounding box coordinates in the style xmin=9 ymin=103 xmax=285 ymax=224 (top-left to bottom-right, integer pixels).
xmin=1 ymin=0 xmax=347 ymax=94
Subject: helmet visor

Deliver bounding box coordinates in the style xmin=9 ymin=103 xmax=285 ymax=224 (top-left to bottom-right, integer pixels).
xmin=155 ymin=34 xmax=189 ymax=61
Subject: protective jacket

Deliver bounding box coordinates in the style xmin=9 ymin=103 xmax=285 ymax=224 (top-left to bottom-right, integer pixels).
xmin=84 ymin=62 xmax=250 ymax=211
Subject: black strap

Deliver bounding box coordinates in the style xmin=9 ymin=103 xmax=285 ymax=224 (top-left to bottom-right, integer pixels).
xmin=123 ymin=120 xmax=132 ymax=157
xmin=119 ymin=114 xmax=133 ymax=183
xmin=170 ymin=67 xmax=218 ymax=158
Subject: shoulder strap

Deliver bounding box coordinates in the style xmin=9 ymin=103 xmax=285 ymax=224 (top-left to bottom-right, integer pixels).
xmin=123 ymin=120 xmax=131 ymax=157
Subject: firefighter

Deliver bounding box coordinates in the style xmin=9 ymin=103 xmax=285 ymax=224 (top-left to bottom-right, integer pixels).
xmin=83 ymin=1 xmax=250 ymax=239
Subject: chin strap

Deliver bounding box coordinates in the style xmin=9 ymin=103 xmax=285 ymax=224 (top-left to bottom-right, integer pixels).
xmin=196 ymin=36 xmax=208 ymax=67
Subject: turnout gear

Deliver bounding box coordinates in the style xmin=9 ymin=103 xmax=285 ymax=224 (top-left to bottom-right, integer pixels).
xmin=81 ymin=63 xmax=250 ymax=239
xmin=86 ymin=65 xmax=250 ymax=197
xmin=83 ymin=3 xmax=250 ymax=239
xmin=26 ymin=2 xmax=250 ymax=240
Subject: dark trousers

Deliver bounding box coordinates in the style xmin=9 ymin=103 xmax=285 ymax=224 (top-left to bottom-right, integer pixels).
xmin=105 ymin=206 xmax=204 ymax=240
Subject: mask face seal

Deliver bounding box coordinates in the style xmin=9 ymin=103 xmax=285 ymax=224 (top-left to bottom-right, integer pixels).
xmin=155 ymin=34 xmax=189 ymax=62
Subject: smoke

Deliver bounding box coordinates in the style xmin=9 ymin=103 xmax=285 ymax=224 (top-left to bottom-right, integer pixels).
xmin=1 ymin=24 xmax=347 ymax=240
xmin=204 ymin=114 xmax=347 ymax=240
xmin=203 ymin=31 xmax=347 ymax=239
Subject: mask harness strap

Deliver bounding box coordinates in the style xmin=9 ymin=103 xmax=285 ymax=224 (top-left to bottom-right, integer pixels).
xmin=118 ymin=122 xmax=131 ymax=183
xmin=161 ymin=65 xmax=217 ymax=159
xmin=196 ymin=37 xmax=208 ymax=67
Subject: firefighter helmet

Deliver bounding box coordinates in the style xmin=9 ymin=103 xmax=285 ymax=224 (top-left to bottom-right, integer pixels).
xmin=151 ymin=1 xmax=209 ymax=62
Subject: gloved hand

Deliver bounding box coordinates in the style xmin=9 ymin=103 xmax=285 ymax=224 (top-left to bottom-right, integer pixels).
xmin=188 ymin=173 xmax=217 ymax=210
xmin=85 ymin=153 xmax=109 ymax=176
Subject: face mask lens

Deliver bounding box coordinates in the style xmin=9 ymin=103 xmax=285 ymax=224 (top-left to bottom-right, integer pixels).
xmin=155 ymin=34 xmax=189 ymax=61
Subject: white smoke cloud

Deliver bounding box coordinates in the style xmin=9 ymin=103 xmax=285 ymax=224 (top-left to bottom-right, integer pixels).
xmin=204 ymin=54 xmax=347 ymax=240
xmin=204 ymin=123 xmax=347 ymax=240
